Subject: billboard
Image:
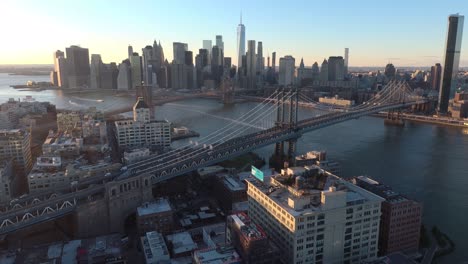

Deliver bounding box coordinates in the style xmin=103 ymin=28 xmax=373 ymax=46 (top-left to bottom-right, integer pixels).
xmin=251 ymin=166 xmax=264 ymax=181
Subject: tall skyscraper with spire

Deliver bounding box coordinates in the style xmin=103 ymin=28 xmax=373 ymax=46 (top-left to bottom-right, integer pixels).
xmin=438 ymin=14 xmax=464 ymax=113
xmin=237 ymin=13 xmax=246 ymax=68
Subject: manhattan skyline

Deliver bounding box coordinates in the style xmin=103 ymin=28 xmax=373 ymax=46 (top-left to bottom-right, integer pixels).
xmin=1 ymin=0 xmax=468 ymax=66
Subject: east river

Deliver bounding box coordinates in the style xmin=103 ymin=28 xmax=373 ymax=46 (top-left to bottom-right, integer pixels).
xmin=1 ymin=73 xmax=467 ymax=263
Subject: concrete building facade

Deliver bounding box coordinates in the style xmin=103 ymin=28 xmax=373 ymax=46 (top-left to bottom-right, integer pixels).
xmin=353 ymin=176 xmax=422 ymax=256
xmin=246 ymin=166 xmax=383 ymax=264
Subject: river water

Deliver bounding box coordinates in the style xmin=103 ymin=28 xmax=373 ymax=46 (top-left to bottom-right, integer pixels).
xmin=1 ymin=73 xmax=467 ymax=263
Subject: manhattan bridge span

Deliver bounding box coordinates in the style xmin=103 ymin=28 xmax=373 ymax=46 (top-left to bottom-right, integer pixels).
xmin=0 ymin=81 xmax=433 ymax=236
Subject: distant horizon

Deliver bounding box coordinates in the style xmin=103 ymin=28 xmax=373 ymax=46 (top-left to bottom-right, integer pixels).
xmin=2 ymin=64 xmax=468 ymax=70
xmin=1 ymin=0 xmax=468 ymax=66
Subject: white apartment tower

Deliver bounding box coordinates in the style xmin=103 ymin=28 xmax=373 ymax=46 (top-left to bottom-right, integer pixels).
xmin=246 ymin=166 xmax=383 ymax=264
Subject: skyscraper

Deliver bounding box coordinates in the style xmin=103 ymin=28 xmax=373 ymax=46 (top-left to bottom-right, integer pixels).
xmin=272 ymin=52 xmax=276 ymax=72
xmin=237 ymin=14 xmax=246 ymax=68
xmin=117 ymin=60 xmax=132 ymax=90
xmin=344 ymin=48 xmax=349 ymax=75
xmin=142 ymin=45 xmax=154 ymax=86
xmin=211 ymin=46 xmax=223 ymax=84
xmin=311 ymin=62 xmax=320 ymax=80
xmin=211 ymin=46 xmax=223 ymax=66
xmin=216 ymin=35 xmax=224 ymax=51
xmin=100 ymin=62 xmax=119 ymax=90
xmin=65 ymin=45 xmax=90 ymax=88
xmin=52 ymin=50 xmax=68 ymax=88
xmin=278 ymin=55 xmax=295 ymax=86
xmin=203 ymin=40 xmax=212 ymax=64
xmin=90 ymin=54 xmax=102 ymax=89
xmin=170 ymin=62 xmax=187 ymax=90
xmin=246 ymin=40 xmax=256 ymax=89
xmin=184 ymin=51 xmax=193 ymax=66
xmin=257 ymin=41 xmax=264 ymax=73
xmin=384 ymin=63 xmax=396 ymax=79
xmin=130 ymin=52 xmax=143 ymax=89
xmin=173 ymin=42 xmax=188 ymax=64
xmin=320 ymin=59 xmax=328 ymax=82
xmin=196 ymin=49 xmax=209 ymax=69
xmin=438 ymin=14 xmax=464 ymax=113
xmin=431 ymin=63 xmax=442 ymax=90
xmin=328 ymin=56 xmax=345 ymax=81
xmin=128 ymin=45 xmax=133 ymax=59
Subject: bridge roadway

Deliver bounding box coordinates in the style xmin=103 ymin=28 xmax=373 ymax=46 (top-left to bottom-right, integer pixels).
xmin=136 ymin=100 xmax=427 ymax=183
xmin=0 ymin=97 xmax=428 ymax=235
xmin=0 ymin=185 xmax=104 ymax=235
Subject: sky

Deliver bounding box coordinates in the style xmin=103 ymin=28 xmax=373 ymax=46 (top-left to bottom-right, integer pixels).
xmin=1 ymin=0 xmax=468 ymax=67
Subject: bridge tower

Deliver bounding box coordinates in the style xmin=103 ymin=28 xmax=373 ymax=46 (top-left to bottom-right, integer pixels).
xmin=272 ymin=86 xmax=299 ymax=168
xmin=287 ymin=86 xmax=299 ymax=163
xmin=274 ymin=87 xmax=286 ymax=157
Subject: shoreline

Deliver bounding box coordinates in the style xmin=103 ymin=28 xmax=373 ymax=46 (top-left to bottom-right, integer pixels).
xmin=372 ymin=112 xmax=468 ymax=129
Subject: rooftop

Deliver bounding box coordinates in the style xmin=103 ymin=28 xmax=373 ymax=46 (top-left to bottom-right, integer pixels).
xmin=222 ymin=175 xmax=245 ymax=192
xmin=192 ymin=246 xmax=241 ymax=264
xmin=43 ymin=132 xmax=82 ymax=147
xmin=36 ymin=156 xmax=62 ymax=167
xmin=137 ymin=198 xmax=172 ymax=216
xmin=229 ymin=212 xmax=267 ymax=242
xmin=353 ymin=176 xmax=414 ymax=204
xmin=141 ymin=231 xmax=170 ymax=263
xmin=246 ymin=166 xmax=384 ymax=217
xmin=166 ymin=232 xmax=198 ymax=255
xmin=0 ymin=129 xmax=26 ymax=138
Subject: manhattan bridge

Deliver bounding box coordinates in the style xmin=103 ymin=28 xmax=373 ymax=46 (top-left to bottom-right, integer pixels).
xmin=0 ymin=80 xmax=433 ymax=236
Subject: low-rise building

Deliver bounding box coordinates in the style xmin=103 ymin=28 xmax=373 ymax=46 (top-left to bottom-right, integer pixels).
xmin=27 ymin=156 xmax=74 ymax=193
xmin=140 ymin=231 xmax=170 ymax=264
xmin=123 ymin=148 xmax=150 ymax=164
xmin=173 ymin=126 xmax=189 ymax=135
xmin=214 ymin=174 xmax=247 ymax=212
xmin=166 ymin=232 xmax=198 ymax=257
xmin=10 ymin=233 xmax=126 ymax=264
xmin=319 ymin=95 xmax=355 ymax=107
xmin=450 ymin=91 xmax=468 ymax=118
xmin=137 ymin=198 xmax=174 ymax=235
xmin=352 ymin=176 xmax=422 ymax=256
xmin=226 ymin=212 xmax=280 ymax=264
xmin=246 ymin=166 xmax=384 ymax=264
xmin=0 ymin=129 xmax=33 ymax=176
xmin=42 ymin=131 xmax=83 ymax=158
xmin=57 ymin=112 xmax=81 ymax=132
xmin=192 ymin=246 xmax=242 ymax=264
xmin=115 ymin=98 xmax=171 ymax=151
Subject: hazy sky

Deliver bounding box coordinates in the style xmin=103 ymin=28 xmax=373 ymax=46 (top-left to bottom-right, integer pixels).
xmin=1 ymin=0 xmax=468 ymax=67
